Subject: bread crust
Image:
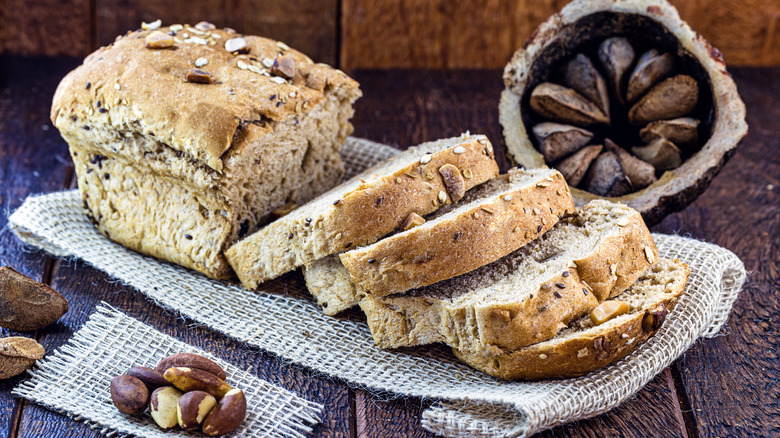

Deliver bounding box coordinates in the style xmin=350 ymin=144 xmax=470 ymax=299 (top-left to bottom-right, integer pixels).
xmin=339 ymin=169 xmax=574 ymax=297
xmin=53 ymin=23 xmax=361 ymax=279
xmin=52 ymin=25 xmax=359 ymax=172
xmin=360 ymin=201 xmax=659 ymax=355
xmin=454 ymin=258 xmax=689 ymax=380
xmin=227 ymin=135 xmax=500 ymax=288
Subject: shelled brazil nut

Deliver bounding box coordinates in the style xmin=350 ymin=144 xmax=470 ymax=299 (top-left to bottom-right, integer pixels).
xmin=529 ymin=38 xmax=700 ymax=196
xmin=109 ymin=352 xmax=246 ymax=436
xmin=499 ymin=0 xmax=747 ymax=225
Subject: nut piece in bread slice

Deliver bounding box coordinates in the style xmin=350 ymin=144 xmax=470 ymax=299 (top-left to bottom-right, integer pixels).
xmin=454 ymin=257 xmax=689 ymax=380
xmin=359 ymin=200 xmax=658 ymax=355
xmin=226 ymin=134 xmax=499 ymax=288
xmin=305 ymin=168 xmax=574 ymax=314
xmin=53 ymin=24 xmax=361 ymax=279
xmin=339 ymin=168 xmax=574 ymax=298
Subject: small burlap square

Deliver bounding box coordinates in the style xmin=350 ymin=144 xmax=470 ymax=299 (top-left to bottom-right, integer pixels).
xmin=8 ymin=137 xmax=746 ymax=438
xmin=12 ymin=304 xmax=322 ymax=438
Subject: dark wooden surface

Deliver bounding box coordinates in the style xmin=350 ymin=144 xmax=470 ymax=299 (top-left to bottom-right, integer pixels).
xmin=2 ymin=0 xmax=780 ymax=68
xmin=0 ymin=56 xmax=777 ymax=437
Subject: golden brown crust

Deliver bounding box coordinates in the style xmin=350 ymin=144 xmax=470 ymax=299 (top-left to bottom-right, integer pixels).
xmin=454 ymin=258 xmax=689 ymax=380
xmin=574 ymin=211 xmax=659 ymax=302
xmin=52 ymin=24 xmax=359 ymax=172
xmin=226 ymin=135 xmax=500 ymax=288
xmin=54 ymin=23 xmax=360 ymax=279
xmin=339 ymin=170 xmax=574 ymax=297
xmin=359 ymin=201 xmax=658 ymax=355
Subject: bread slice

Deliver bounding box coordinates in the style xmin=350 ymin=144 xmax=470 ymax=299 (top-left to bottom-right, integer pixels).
xmin=359 ymin=200 xmax=658 ymax=355
xmin=454 ymin=257 xmax=689 ymax=380
xmin=54 ymin=24 xmax=361 ymax=279
xmin=340 ymin=168 xmax=573 ymax=298
xmin=226 ymin=134 xmax=499 ymax=288
xmin=304 ymin=168 xmax=574 ymax=315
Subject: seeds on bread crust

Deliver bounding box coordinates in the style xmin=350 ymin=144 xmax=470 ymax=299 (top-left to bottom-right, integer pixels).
xmin=438 ymin=164 xmax=466 ymax=201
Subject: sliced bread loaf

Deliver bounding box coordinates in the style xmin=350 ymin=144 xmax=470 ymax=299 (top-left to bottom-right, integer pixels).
xmin=454 ymin=257 xmax=689 ymax=380
xmin=304 ymin=168 xmax=574 ymax=315
xmin=359 ymin=200 xmax=658 ymax=355
xmin=340 ymin=168 xmax=574 ymax=298
xmin=226 ymin=134 xmax=499 ymax=288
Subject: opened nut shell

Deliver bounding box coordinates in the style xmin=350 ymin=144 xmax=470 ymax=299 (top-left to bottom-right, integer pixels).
xmin=0 ymin=266 xmax=68 ymax=331
xmin=0 ymin=336 xmax=45 ymax=379
xmin=499 ymin=0 xmax=747 ymax=225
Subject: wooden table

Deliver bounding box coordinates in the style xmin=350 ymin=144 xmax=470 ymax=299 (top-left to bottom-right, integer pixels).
xmin=0 ymin=56 xmax=777 ymax=437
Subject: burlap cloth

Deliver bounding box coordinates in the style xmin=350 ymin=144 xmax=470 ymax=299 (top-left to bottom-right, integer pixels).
xmin=8 ymin=137 xmax=746 ymax=438
xmin=12 ymin=304 xmax=322 ymax=438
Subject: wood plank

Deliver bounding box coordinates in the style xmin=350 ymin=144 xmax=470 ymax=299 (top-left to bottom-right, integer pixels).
xmin=350 ymin=69 xmax=688 ymax=437
xmin=95 ymin=0 xmax=338 ymax=65
xmin=0 ymin=0 xmax=91 ymax=57
xmin=356 ymin=390 xmax=434 ymax=438
xmin=652 ymin=67 xmax=780 ymax=437
xmin=0 ymin=56 xmax=79 ymax=438
xmin=16 ymin=260 xmax=354 ymax=437
xmin=341 ymin=0 xmax=780 ymax=70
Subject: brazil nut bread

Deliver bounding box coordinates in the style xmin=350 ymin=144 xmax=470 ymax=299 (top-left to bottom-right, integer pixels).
xmin=226 ymin=134 xmax=499 ymax=288
xmin=51 ymin=22 xmax=361 ymax=279
xmin=305 ymin=168 xmax=574 ymax=315
xmin=454 ymin=257 xmax=689 ymax=380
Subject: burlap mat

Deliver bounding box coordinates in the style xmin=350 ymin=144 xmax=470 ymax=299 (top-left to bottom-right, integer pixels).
xmin=8 ymin=137 xmax=746 ymax=438
xmin=12 ymin=304 xmax=322 ymax=438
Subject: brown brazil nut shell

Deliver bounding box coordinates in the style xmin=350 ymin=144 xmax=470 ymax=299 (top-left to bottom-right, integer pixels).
xmin=150 ymin=386 xmax=183 ymax=429
xmin=0 ymin=266 xmax=68 ymax=331
xmin=499 ymin=0 xmax=747 ymax=226
xmin=164 ymin=367 xmax=232 ymax=399
xmin=178 ymin=390 xmax=217 ymax=431
xmin=0 ymin=336 xmax=45 ymax=379
xmin=156 ymin=352 xmax=227 ymax=380
xmin=126 ymin=366 xmax=169 ymax=389
xmin=110 ymin=375 xmax=150 ymax=416
xmin=202 ymin=388 xmax=247 ymax=436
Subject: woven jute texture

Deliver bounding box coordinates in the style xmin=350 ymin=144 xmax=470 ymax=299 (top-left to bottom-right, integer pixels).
xmin=12 ymin=304 xmax=322 ymax=438
xmin=8 ymin=137 xmax=746 ymax=438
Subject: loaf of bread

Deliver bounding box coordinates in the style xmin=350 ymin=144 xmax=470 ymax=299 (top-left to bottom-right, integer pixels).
xmin=304 ymin=168 xmax=574 ymax=314
xmin=454 ymin=257 xmax=689 ymax=380
xmin=226 ymin=134 xmax=499 ymax=288
xmin=51 ymin=22 xmax=361 ymax=279
xmin=359 ymin=200 xmax=658 ymax=355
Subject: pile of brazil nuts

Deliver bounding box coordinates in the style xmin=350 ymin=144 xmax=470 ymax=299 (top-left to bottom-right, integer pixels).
xmin=110 ymin=353 xmax=246 ymax=436
xmin=529 ymin=36 xmax=705 ymax=197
